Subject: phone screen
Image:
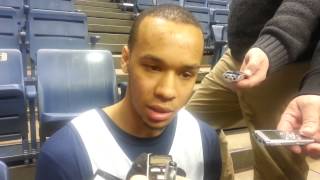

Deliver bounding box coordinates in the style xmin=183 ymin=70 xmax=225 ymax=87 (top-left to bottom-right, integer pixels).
xmin=254 ymin=130 xmax=315 ymax=146
xmin=263 ymin=131 xmax=288 ymax=139
xmin=263 ymin=130 xmax=306 ymax=140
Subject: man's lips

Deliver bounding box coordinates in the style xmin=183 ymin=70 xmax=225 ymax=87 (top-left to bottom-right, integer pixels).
xmin=146 ymin=105 xmax=174 ymax=122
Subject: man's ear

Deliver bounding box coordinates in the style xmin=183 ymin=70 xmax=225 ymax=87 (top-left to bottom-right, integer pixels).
xmin=121 ymin=45 xmax=130 ymax=73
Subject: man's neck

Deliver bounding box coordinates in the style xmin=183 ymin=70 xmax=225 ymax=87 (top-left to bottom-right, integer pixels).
xmin=103 ymin=97 xmax=164 ymax=138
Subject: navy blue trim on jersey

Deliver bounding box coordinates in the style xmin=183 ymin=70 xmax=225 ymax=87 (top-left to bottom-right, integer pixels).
xmin=36 ymin=109 xmax=221 ymax=180
xmin=36 ymin=124 xmax=93 ymax=180
xmin=198 ymin=120 xmax=222 ymax=180
xmin=96 ymin=108 xmax=177 ymax=161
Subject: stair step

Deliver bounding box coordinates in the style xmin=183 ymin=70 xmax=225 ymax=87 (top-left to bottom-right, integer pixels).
xmin=79 ymin=0 xmax=114 ymax=2
xmin=93 ymin=43 xmax=124 ymax=54
xmin=112 ymin=54 xmax=122 ymax=69
xmin=225 ymin=129 xmax=253 ymax=172
xmin=88 ymin=17 xmax=133 ymax=26
xmin=75 ymin=5 xmax=122 ymax=13
xmin=75 ymin=1 xmax=119 ymax=9
xmin=89 ymin=24 xmax=131 ymax=33
xmin=10 ymin=164 xmax=36 ymax=180
xmin=84 ymin=10 xmax=133 ymax=20
xmin=235 ymin=169 xmax=253 ymax=180
xmin=90 ymin=33 xmax=129 ymax=44
xmin=231 ymin=148 xmax=253 ymax=173
xmin=225 ymin=129 xmax=251 ymax=151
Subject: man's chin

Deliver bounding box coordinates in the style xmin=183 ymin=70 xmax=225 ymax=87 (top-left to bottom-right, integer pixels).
xmin=144 ymin=121 xmax=168 ymax=131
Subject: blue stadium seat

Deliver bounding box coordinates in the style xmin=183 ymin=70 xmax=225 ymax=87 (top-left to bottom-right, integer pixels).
xmin=211 ymin=24 xmax=227 ymax=65
xmin=184 ymin=0 xmax=207 ymax=7
xmin=27 ymin=0 xmax=75 ymax=11
xmin=157 ymin=0 xmax=183 ymax=6
xmin=212 ymin=24 xmax=227 ymax=41
xmin=186 ymin=6 xmax=211 ymax=38
xmin=27 ymin=9 xmax=89 ymax=62
xmin=211 ymin=9 xmax=229 ymax=24
xmin=0 ymin=7 xmax=19 ymax=49
xmin=0 ymin=161 xmax=8 ymax=180
xmin=37 ymin=49 xmax=118 ymax=142
xmin=136 ymin=0 xmax=154 ymax=11
xmin=0 ymin=49 xmax=28 ymax=154
xmin=0 ymin=0 xmax=25 ymax=29
xmin=207 ymin=0 xmax=228 ymax=9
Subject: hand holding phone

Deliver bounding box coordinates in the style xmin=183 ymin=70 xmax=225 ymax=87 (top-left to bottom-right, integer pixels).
xmin=223 ymin=71 xmax=248 ymax=82
xmin=254 ymin=130 xmax=315 ymax=146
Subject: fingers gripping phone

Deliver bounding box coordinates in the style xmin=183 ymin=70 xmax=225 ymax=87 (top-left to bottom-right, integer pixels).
xmin=223 ymin=71 xmax=248 ymax=82
xmin=254 ymin=130 xmax=315 ymax=146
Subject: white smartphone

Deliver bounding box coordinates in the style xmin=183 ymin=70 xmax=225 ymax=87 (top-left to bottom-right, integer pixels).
xmin=223 ymin=71 xmax=248 ymax=82
xmin=254 ymin=130 xmax=315 ymax=146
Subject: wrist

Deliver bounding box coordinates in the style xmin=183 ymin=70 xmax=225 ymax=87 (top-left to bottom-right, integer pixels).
xmin=252 ymin=35 xmax=288 ymax=73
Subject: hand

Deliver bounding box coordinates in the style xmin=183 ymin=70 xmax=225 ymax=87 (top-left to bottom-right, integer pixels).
xmin=130 ymin=175 xmax=189 ymax=180
xmin=277 ymin=95 xmax=320 ymax=158
xmin=235 ymin=48 xmax=269 ymax=88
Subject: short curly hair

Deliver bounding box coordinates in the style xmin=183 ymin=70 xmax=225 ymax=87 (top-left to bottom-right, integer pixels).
xmin=128 ymin=4 xmax=202 ymax=50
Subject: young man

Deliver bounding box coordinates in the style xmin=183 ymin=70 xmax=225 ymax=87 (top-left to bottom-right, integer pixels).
xmin=36 ymin=5 xmax=221 ymax=180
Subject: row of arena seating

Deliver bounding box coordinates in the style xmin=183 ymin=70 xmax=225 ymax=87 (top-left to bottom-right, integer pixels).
xmin=129 ymin=0 xmax=229 ymax=64
xmin=0 ymin=0 xmax=119 ymax=164
xmin=135 ymin=0 xmax=231 ymax=10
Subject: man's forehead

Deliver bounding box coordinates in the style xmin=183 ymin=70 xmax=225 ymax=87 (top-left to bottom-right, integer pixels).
xmin=137 ymin=16 xmax=197 ymax=35
xmin=136 ymin=17 xmax=202 ymax=44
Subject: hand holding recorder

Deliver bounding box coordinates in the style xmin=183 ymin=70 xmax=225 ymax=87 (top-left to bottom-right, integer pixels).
xmin=235 ymin=48 xmax=269 ymax=88
xmin=277 ymin=95 xmax=320 ymax=158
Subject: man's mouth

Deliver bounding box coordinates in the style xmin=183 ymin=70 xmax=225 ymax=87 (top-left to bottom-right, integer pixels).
xmin=146 ymin=105 xmax=174 ymax=122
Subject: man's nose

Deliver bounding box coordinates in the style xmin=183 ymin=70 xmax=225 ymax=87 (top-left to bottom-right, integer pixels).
xmin=154 ymin=72 xmax=177 ymax=102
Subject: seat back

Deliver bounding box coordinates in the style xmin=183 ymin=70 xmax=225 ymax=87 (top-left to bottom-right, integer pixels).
xmin=207 ymin=0 xmax=228 ymax=9
xmin=28 ymin=9 xmax=89 ymax=61
xmin=0 ymin=161 xmax=9 ymax=180
xmin=211 ymin=9 xmax=229 ymax=24
xmin=211 ymin=24 xmax=228 ymax=65
xmin=0 ymin=50 xmax=23 ymax=85
xmin=0 ymin=0 xmax=25 ymax=29
xmin=28 ymin=0 xmax=75 ymax=11
xmin=0 ymin=0 xmax=23 ymax=7
xmin=0 ymin=49 xmax=27 ymax=139
xmin=184 ymin=0 xmax=207 ymax=7
xmin=0 ymin=7 xmax=19 ymax=49
xmin=157 ymin=0 xmax=183 ymax=6
xmin=212 ymin=24 xmax=227 ymax=41
xmin=187 ymin=6 xmax=211 ymax=39
xmin=136 ymin=0 xmax=154 ymax=11
xmin=37 ymin=49 xmax=117 ymax=116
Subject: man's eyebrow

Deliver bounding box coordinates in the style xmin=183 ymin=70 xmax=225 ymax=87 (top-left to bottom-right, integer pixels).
xmin=141 ymin=55 xmax=201 ymax=69
xmin=140 ymin=55 xmax=163 ymax=63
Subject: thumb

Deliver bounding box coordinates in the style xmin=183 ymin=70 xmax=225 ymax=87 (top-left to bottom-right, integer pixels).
xmin=241 ymin=55 xmax=258 ymax=77
xmin=299 ymin=104 xmax=319 ymax=137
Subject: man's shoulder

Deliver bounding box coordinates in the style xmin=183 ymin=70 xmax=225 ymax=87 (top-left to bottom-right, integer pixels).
xmin=37 ymin=124 xmax=93 ymax=180
xmin=41 ymin=124 xmax=82 ymax=157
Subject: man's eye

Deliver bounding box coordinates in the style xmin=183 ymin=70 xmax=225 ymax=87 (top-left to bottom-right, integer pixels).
xmin=181 ymin=72 xmax=194 ymax=79
xmin=145 ymin=64 xmax=161 ymax=71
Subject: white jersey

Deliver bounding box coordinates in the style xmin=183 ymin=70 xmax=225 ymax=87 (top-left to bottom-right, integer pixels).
xmin=71 ymin=108 xmax=204 ymax=180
